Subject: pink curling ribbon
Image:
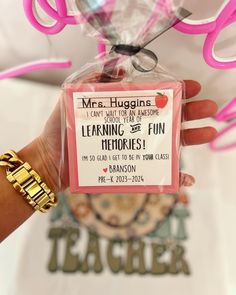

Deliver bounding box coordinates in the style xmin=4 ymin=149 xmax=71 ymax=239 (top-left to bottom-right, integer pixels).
xmin=175 ymin=0 xmax=236 ymax=69
xmin=0 ymin=0 xmax=113 ymax=80
xmin=23 ymin=0 xmax=113 ymax=35
xmin=0 ymin=59 xmax=72 ymax=80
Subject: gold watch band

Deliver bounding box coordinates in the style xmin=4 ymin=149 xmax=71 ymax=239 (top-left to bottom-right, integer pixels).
xmin=0 ymin=150 xmax=58 ymax=213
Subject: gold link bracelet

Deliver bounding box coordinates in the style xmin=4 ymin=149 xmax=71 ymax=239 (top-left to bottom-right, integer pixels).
xmin=0 ymin=151 xmax=58 ymax=213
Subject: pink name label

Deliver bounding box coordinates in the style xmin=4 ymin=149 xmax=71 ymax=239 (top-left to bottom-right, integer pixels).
xmin=65 ymin=82 xmax=182 ymax=194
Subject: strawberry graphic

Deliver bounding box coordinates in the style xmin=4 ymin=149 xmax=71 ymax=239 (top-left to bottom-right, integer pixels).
xmin=155 ymin=92 xmax=168 ymax=109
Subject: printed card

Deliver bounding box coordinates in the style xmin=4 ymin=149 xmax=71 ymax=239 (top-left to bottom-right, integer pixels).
xmin=65 ymin=81 xmax=182 ymax=193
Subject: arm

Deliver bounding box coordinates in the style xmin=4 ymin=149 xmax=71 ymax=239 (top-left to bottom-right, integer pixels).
xmin=0 ymin=138 xmax=58 ymax=242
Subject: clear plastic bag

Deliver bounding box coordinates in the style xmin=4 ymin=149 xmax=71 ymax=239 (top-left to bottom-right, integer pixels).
xmin=61 ymin=0 xmax=190 ymax=194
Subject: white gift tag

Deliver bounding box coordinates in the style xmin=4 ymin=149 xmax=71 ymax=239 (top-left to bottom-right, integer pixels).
xmin=65 ymin=82 xmax=182 ymax=193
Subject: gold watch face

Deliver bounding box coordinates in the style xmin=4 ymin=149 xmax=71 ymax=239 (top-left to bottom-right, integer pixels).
xmin=66 ymin=191 xmax=176 ymax=240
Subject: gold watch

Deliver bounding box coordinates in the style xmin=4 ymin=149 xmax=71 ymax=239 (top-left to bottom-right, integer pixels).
xmin=0 ymin=150 xmax=58 ymax=213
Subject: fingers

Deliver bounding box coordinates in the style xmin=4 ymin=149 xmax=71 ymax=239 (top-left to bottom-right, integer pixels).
xmin=183 ymin=80 xmax=218 ymax=120
xmin=181 ymin=81 xmax=218 ymax=145
xmin=184 ymin=99 xmax=218 ymax=121
xmin=184 ymin=80 xmax=201 ymax=99
xmin=181 ymin=127 xmax=218 ymax=146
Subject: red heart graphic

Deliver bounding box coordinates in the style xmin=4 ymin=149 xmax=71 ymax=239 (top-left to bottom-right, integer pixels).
xmin=103 ymin=168 xmax=108 ymax=173
xmin=155 ymin=93 xmax=168 ymax=109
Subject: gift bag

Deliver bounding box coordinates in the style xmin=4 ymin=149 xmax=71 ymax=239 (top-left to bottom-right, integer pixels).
xmin=61 ymin=0 xmax=191 ymax=194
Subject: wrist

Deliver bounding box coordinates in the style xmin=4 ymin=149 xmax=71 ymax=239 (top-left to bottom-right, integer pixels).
xmin=18 ymin=138 xmax=59 ymax=193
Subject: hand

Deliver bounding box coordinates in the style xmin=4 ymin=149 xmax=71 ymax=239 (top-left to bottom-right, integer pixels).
xmin=179 ymin=80 xmax=218 ymax=186
xmin=181 ymin=80 xmax=217 ymax=146
xmin=37 ymin=75 xmax=218 ymax=192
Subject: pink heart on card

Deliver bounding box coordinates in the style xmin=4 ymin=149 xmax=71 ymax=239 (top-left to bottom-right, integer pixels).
xmin=103 ymin=168 xmax=108 ymax=173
